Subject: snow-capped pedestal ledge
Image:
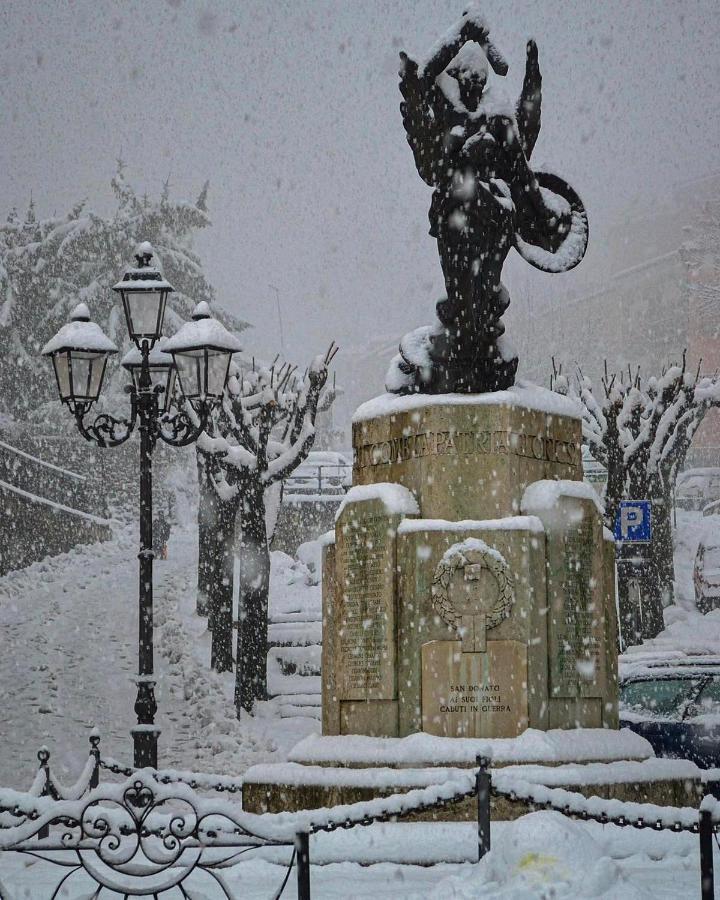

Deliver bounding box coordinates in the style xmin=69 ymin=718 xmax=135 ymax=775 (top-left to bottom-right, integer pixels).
xmin=241 ymin=730 xmax=708 ymax=819
xmin=521 ymin=478 xmax=604 ymax=517
xmin=335 ymin=482 xmax=419 ymax=521
xmin=287 ymin=729 xmax=654 ymax=769
xmin=352 ymin=380 xmax=581 ymax=424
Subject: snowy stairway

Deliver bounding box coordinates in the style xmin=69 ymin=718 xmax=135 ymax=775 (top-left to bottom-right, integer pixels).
xmin=267 ymin=621 xmax=322 ymax=720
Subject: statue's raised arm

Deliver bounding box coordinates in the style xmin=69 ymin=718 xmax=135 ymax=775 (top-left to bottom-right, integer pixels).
xmin=399 ymin=9 xmax=508 ymax=187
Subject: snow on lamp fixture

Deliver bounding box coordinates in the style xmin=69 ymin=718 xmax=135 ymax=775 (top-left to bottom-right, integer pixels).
xmin=41 ymin=302 xmax=117 ymax=412
xmin=112 ymin=241 xmax=174 ymax=349
xmin=164 ymin=301 xmax=242 ymax=406
xmin=39 ymin=247 xmax=237 ymax=772
xmin=121 ymin=337 xmax=177 ymax=412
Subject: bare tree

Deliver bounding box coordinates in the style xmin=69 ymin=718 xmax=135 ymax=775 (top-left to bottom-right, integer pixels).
xmin=553 ymin=356 xmax=720 ymax=641
xmin=197 ymin=344 xmax=338 ymax=713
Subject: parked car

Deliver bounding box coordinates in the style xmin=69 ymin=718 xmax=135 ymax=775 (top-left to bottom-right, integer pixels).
xmin=676 ymin=467 xmax=720 ymax=511
xmin=619 ymin=658 xmax=720 ymax=767
xmin=693 ymin=516 xmax=720 ymax=613
xmin=284 ymin=450 xmax=351 ymax=497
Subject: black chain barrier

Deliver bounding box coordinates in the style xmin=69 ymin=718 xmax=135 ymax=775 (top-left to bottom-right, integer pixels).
xmin=1 ymin=739 xmax=719 ymax=899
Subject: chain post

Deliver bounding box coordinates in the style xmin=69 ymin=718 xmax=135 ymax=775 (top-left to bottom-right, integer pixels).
xmin=476 ymin=753 xmax=491 ymax=861
xmin=700 ymin=808 xmax=714 ymax=900
xmin=296 ymin=830 xmax=311 ymax=900
xmin=89 ymin=730 xmax=101 ymax=789
xmin=37 ymin=747 xmax=51 ymax=840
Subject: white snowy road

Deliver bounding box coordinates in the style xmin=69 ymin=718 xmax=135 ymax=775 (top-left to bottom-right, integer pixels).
xmin=0 ymin=526 xmax=314 ymax=790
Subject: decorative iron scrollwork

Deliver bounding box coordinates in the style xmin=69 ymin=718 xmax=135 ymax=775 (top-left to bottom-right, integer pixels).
xmin=74 ymin=397 xmax=137 ymax=448
xmin=0 ymin=773 xmax=297 ymax=899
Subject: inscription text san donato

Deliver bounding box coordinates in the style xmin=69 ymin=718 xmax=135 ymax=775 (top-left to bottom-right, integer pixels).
xmin=441 ymin=682 xmax=511 ymax=714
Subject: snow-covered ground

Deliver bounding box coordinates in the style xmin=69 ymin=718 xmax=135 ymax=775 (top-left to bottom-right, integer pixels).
xmin=0 ymin=510 xmax=718 ymax=896
xmin=0 ymin=524 xmax=317 ymax=790
xmin=0 ymin=814 xmax=709 ymax=898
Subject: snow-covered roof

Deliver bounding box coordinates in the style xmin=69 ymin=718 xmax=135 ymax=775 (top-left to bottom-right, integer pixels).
xmin=164 ymin=304 xmax=243 ymax=354
xmin=41 ymin=304 xmax=117 ymax=355
xmin=353 ymin=380 xmax=581 ymax=423
xmin=121 ymin=336 xmax=174 ymax=368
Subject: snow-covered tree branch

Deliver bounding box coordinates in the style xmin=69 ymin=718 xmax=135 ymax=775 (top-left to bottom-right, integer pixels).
xmin=196 ymin=343 xmax=338 ymax=713
xmin=552 ymin=356 xmax=720 ymax=641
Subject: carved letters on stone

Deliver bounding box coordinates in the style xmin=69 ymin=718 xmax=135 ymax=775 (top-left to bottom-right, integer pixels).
xmin=336 ymin=511 xmax=395 ymax=700
xmin=550 ymin=515 xmax=600 ymax=697
xmin=354 ymin=429 xmax=580 ymax=470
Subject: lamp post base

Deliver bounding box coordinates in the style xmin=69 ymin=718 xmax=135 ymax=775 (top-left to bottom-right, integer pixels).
xmin=133 ymin=677 xmax=159 ymax=768
xmin=131 ymin=725 xmax=160 ymax=769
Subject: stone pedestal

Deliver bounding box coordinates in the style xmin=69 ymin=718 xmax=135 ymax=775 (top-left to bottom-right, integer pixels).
xmin=322 ymin=385 xmax=619 ymax=740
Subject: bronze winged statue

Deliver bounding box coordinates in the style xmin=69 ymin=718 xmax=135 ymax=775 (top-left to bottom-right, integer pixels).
xmin=387 ymin=7 xmax=588 ymax=395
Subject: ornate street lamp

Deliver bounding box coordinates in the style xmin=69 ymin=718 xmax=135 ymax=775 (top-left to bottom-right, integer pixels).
xmin=43 ymin=243 xmax=241 ymax=768
xmin=113 ymin=241 xmax=174 ymax=349
xmin=121 ymin=337 xmax=176 ymax=413
xmin=42 ymin=303 xmax=117 ymax=415
xmin=164 ymin=301 xmax=242 ymax=408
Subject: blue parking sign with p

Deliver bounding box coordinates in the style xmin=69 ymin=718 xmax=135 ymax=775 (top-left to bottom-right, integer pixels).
xmin=614 ymin=500 xmax=652 ymax=543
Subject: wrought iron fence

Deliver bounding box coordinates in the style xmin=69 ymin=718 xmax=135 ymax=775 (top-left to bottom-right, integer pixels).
xmin=2 ymin=740 xmax=720 ymax=898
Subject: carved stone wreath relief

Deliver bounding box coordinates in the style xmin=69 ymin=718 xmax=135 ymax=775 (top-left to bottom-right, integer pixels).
xmin=431 ymin=538 xmax=515 ymax=652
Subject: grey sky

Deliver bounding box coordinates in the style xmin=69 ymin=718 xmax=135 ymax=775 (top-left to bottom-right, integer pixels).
xmin=2 ymin=0 xmax=720 ymax=383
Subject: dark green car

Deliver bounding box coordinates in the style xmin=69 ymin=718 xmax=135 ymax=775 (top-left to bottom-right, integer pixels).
xmin=619 ymin=659 xmax=720 ymax=768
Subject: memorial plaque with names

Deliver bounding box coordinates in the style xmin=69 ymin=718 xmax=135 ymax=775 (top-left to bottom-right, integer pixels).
xmin=421 ymin=640 xmax=528 ymax=738
xmin=549 ymin=515 xmax=600 ymax=697
xmin=336 ymin=505 xmax=396 ymax=701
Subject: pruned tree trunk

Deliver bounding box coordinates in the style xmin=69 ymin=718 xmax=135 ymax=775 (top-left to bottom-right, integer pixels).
xmin=210 ymin=491 xmax=239 ymax=673
xmin=235 ymin=479 xmax=270 ymax=714
xmin=196 ymin=451 xmax=214 ymax=617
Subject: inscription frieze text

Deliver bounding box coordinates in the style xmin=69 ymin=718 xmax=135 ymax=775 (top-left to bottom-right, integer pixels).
xmin=355 ymin=429 xmax=579 ymax=470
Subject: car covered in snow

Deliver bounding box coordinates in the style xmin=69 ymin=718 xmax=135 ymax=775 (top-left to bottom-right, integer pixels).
xmin=619 ymin=658 xmax=720 ymax=767
xmin=693 ymin=517 xmax=720 ymax=613
xmin=284 ymin=450 xmax=351 ymax=497
xmin=676 ymin=467 xmax=720 ymax=511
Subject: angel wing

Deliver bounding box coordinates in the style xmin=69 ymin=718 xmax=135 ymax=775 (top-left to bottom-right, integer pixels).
xmin=516 ymin=40 xmax=541 ymax=160
xmin=399 ymin=52 xmax=444 ymax=187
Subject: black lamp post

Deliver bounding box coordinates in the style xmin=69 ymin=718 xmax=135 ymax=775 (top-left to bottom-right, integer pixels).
xmin=42 ymin=243 xmax=242 ymax=768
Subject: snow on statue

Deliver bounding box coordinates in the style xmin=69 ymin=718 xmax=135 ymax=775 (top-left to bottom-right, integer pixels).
xmin=388 ymin=5 xmax=589 ymax=395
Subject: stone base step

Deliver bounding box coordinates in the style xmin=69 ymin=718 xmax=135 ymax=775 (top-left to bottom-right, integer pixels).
xmin=268 ymin=620 xmax=322 ymax=647
xmin=277 ymin=703 xmax=322 ymax=720
xmin=242 ymin=757 xmax=705 ymax=819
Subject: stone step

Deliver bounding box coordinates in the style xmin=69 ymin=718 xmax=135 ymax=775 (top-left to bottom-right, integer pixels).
xmin=268 ymin=644 xmax=322 ymax=677
xmin=242 ymin=757 xmax=704 ymax=819
xmin=277 ymin=703 xmax=321 ymax=721
xmin=268 ymin=620 xmax=322 ymax=647
xmin=267 ymin=645 xmax=322 ymax=698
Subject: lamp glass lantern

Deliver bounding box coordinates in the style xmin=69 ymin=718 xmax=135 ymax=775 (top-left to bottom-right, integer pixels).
xmin=41 ymin=303 xmax=117 ymax=411
xmin=121 ymin=337 xmax=177 ymax=412
xmin=113 ymin=242 xmax=174 ymax=349
xmin=164 ymin=302 xmax=242 ymax=408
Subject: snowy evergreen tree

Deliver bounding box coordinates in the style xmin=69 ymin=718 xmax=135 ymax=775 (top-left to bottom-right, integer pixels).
xmin=0 ymin=161 xmax=247 ymax=423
